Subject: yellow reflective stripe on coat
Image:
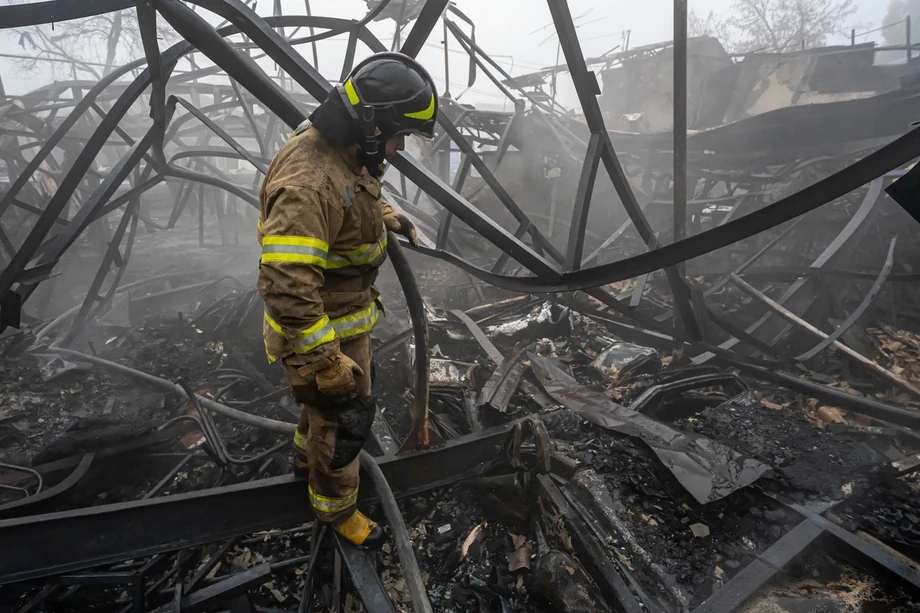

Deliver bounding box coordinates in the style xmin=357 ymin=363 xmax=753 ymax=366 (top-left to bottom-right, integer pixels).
xmin=264 ymin=311 xmax=336 ymax=354
xmin=261 ymin=235 xmax=329 ymax=267
xmin=310 ymin=485 xmax=358 ymax=513
xmin=326 ymin=231 xmax=387 ymax=269
xmin=331 ymin=303 xmax=379 ymax=340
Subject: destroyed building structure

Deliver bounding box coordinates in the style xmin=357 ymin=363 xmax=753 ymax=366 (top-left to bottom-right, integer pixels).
xmin=2 ymin=0 xmax=920 ymax=612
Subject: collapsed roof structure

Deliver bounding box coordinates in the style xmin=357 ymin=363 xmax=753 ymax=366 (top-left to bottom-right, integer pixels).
xmin=2 ymin=0 xmax=920 ymax=611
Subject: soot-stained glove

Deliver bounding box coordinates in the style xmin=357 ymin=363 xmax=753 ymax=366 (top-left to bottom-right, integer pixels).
xmin=297 ymin=352 xmax=364 ymax=399
xmin=381 ymin=203 xmax=419 ymax=247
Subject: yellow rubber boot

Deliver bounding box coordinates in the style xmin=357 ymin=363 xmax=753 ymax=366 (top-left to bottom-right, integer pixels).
xmin=333 ymin=510 xmax=385 ymax=548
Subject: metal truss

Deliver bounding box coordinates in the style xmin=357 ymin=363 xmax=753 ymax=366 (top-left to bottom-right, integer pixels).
xmin=0 ymin=0 xmax=917 ymax=359
xmin=0 ymin=3 xmax=919 ymax=611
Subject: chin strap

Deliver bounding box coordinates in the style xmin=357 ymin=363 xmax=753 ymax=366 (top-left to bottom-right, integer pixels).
xmin=359 ymin=105 xmax=378 ymax=157
xmin=337 ymin=84 xmax=379 ymax=157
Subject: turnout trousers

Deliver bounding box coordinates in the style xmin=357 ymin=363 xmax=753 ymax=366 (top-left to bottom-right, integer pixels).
xmin=283 ymin=334 xmax=375 ymax=524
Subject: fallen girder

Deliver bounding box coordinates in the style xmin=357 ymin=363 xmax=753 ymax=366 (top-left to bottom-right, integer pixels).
xmin=0 ymin=421 xmax=516 ymax=585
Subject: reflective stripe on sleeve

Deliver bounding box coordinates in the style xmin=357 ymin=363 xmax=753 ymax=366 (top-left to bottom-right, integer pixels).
xmin=264 ymin=311 xmax=336 ymax=354
xmin=310 ymin=485 xmax=358 ymax=513
xmin=331 ymin=303 xmax=380 ymax=340
xmin=261 ymin=235 xmax=329 ymax=266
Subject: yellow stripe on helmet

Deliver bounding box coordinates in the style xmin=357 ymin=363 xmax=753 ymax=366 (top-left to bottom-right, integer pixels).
xmin=404 ymin=93 xmax=435 ymax=120
xmin=344 ymin=79 xmax=360 ymax=105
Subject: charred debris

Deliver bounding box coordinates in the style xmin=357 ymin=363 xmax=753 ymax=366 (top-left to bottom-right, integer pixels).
xmin=3 ymin=0 xmax=920 ymax=612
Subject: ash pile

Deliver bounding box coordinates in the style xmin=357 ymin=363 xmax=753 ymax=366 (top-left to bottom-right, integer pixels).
xmin=3 ymin=252 xmax=920 ymax=612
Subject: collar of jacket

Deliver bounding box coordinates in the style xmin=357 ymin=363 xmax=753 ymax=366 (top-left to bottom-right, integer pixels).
xmin=335 ymin=142 xmax=366 ymax=177
xmin=306 ymin=124 xmax=366 ymax=177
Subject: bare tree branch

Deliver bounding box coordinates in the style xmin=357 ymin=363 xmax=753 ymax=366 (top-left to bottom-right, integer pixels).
xmin=694 ymin=0 xmax=859 ymax=54
xmin=8 ymin=6 xmax=177 ymax=81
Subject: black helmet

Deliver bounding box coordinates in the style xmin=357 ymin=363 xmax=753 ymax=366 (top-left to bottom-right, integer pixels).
xmin=336 ymin=52 xmax=438 ymax=157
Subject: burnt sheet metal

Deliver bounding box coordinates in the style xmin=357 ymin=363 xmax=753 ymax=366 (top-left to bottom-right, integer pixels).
xmin=628 ymin=372 xmax=749 ymax=417
xmin=529 ymin=354 xmax=770 ymax=504
xmin=478 ymin=348 xmax=527 ymax=412
xmin=588 ymin=340 xmax=661 ymax=385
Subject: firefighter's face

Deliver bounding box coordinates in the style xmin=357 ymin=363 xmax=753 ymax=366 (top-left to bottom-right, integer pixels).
xmin=385 ymin=134 xmax=405 ymax=156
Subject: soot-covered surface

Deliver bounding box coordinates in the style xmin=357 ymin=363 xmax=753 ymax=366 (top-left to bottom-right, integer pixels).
xmin=543 ymin=411 xmax=801 ymax=608
xmin=674 ymin=392 xmax=887 ymax=503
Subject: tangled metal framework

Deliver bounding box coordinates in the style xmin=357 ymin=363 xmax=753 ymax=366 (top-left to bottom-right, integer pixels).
xmin=2 ymin=2 xmax=920 ymax=612
xmin=0 ymin=0 xmax=919 ymax=356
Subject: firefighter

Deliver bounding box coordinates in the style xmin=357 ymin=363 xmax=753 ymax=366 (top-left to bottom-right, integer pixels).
xmin=257 ymin=53 xmax=437 ymax=548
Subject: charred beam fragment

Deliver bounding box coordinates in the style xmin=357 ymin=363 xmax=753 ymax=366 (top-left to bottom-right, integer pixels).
xmin=0 ymin=421 xmax=517 ymax=585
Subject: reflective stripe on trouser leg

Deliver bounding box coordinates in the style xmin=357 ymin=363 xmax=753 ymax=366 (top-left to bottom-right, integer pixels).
xmin=310 ymin=485 xmax=358 ymax=515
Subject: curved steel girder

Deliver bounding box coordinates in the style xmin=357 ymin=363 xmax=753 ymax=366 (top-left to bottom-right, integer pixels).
xmin=0 ymin=25 xmax=317 ymax=246
xmin=692 ymin=177 xmax=887 ymax=364
xmin=182 ymin=0 xmax=341 ymax=103
xmin=232 ymin=13 xmax=392 ymax=50
xmin=154 ymin=0 xmax=565 ymax=283
xmin=157 ymin=0 xmax=304 ymax=128
xmin=0 ymin=53 xmax=155 ymax=224
xmin=400 ymin=155 xmax=911 ymax=298
xmin=171 ymin=97 xmax=268 ymax=174
xmin=29 ymin=124 xmax=165 ymax=286
xmin=0 ymin=0 xmax=134 ymax=29
xmin=0 ymin=454 xmax=95 ymax=517
xmin=169 ymin=0 xmax=564 ymax=283
xmin=3 ymin=0 xmax=918 ymax=342
xmin=164 ymin=163 xmax=259 ymax=208
xmin=795 ymin=237 xmax=897 ymax=361
xmin=0 ymin=14 xmax=333 ymax=321
xmin=0 ymin=72 xmax=175 ymax=302
xmin=169 ymin=148 xmax=272 ymax=167
xmin=415 ymin=132 xmax=918 ymax=292
xmin=63 ymin=203 xmax=141 ymax=346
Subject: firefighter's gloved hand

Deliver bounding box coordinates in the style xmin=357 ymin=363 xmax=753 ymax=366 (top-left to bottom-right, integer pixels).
xmin=297 ymin=352 xmax=364 ymax=399
xmin=381 ymin=203 xmax=419 ymax=247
